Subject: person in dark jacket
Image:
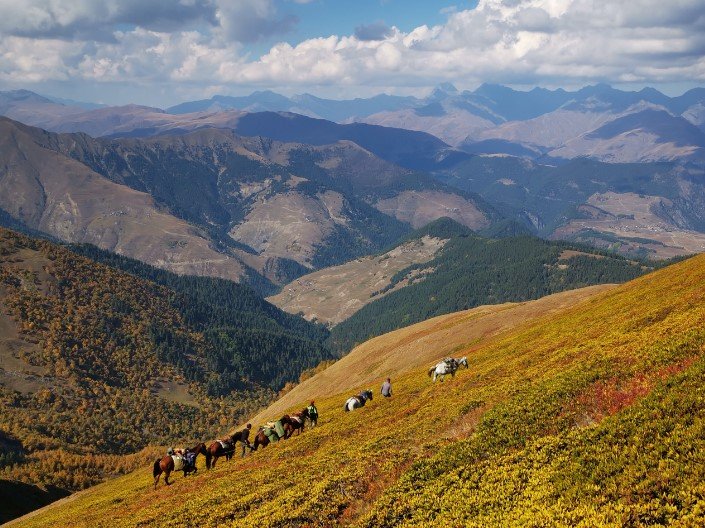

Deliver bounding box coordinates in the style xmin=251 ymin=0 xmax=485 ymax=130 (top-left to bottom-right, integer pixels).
xmin=381 ymin=378 xmax=392 ymax=397
xmin=232 ymin=423 xmax=253 ymax=457
xmin=307 ymin=401 xmax=318 ymax=427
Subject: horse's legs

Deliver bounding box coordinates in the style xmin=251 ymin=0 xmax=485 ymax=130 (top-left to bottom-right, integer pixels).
xmin=211 ymin=455 xmax=218 ymax=468
xmin=154 ymin=473 xmax=160 ymax=489
xmin=164 ymin=470 xmax=171 ymax=486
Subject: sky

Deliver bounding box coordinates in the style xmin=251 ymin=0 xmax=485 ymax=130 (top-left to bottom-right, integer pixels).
xmin=0 ymin=0 xmax=704 ymax=107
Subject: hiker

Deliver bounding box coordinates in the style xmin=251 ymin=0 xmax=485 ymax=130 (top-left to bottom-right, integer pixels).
xmin=232 ymin=423 xmax=253 ymax=457
xmin=183 ymin=449 xmax=197 ymax=469
xmin=381 ymin=378 xmax=392 ymax=398
xmin=307 ymin=400 xmax=318 ymax=427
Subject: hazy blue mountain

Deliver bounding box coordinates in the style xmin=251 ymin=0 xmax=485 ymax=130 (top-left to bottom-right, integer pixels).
xmin=167 ymin=90 xmax=418 ymax=121
xmin=167 ymin=90 xmax=296 ymax=114
xmin=0 ymin=89 xmax=55 ymax=106
xmin=291 ymin=92 xmax=418 ymax=121
xmin=230 ymin=111 xmax=470 ymax=171
xmin=44 ymin=95 xmax=106 ymax=110
xmin=670 ymin=88 xmax=705 ymax=114
xmin=473 ymin=83 xmax=574 ymax=121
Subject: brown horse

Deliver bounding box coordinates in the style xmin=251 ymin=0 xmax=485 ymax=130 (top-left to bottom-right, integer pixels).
xmin=251 ymin=428 xmax=271 ymax=451
xmin=153 ymin=442 xmax=209 ymax=489
xmin=251 ymin=416 xmax=296 ymax=451
xmin=206 ymin=433 xmax=238 ymax=469
xmin=277 ymin=415 xmax=297 ymax=439
xmin=287 ymin=408 xmax=310 ymax=436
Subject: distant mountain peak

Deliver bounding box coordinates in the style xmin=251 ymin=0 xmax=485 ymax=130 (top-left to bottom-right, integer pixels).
xmin=436 ymin=82 xmax=458 ymax=93
xmin=0 ymin=89 xmax=55 ymax=105
xmin=429 ymin=83 xmax=459 ymax=101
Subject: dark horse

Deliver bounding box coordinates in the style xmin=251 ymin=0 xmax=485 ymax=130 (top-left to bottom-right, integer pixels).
xmin=206 ymin=433 xmax=238 ymax=469
xmin=251 ymin=428 xmax=272 ymax=451
xmin=251 ymin=416 xmax=295 ymax=451
xmin=153 ymin=442 xmax=209 ymax=489
xmin=287 ymin=407 xmax=310 ymax=436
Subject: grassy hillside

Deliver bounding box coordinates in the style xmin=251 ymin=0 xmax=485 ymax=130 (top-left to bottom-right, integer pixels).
xmin=0 ymin=228 xmax=330 ymax=507
xmin=13 ymin=252 xmax=705 ymax=527
xmin=328 ymin=223 xmax=656 ymax=354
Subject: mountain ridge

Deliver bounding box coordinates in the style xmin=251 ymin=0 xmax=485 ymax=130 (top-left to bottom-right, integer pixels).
xmin=0 ymin=117 xmax=499 ymax=292
xmin=0 ymin=226 xmax=331 ymax=519
xmin=10 ymin=250 xmax=705 ymax=527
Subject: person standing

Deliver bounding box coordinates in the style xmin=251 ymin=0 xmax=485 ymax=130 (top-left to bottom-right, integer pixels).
xmin=307 ymin=400 xmax=318 ymax=427
xmin=381 ymin=378 xmax=392 ymax=398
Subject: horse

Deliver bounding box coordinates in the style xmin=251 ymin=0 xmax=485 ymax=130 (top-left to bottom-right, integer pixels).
xmin=206 ymin=433 xmax=239 ymax=469
xmin=428 ymin=356 xmax=468 ymax=382
xmin=287 ymin=407 xmax=310 ymax=436
xmin=153 ymin=442 xmax=209 ymax=489
xmin=344 ymin=389 xmax=373 ymax=412
xmin=251 ymin=427 xmax=272 ymax=451
xmin=251 ymin=416 xmax=294 ymax=451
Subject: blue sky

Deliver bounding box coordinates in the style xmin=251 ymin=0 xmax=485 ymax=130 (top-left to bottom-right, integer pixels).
xmin=0 ymin=0 xmax=702 ymax=106
xmin=242 ymin=1 xmax=477 ymax=63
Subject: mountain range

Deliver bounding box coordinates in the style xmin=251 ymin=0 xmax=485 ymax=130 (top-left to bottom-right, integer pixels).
xmin=0 ymin=116 xmax=497 ymax=292
xmin=1 ymin=82 xmax=705 ymax=286
xmin=2 ymin=83 xmax=704 ymax=165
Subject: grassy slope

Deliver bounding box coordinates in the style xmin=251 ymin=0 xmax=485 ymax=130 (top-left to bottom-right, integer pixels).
xmin=0 ymin=228 xmax=327 ymax=505
xmin=11 ymin=254 xmax=705 ymax=527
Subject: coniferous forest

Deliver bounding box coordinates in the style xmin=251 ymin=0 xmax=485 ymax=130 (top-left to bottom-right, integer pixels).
xmin=0 ymin=228 xmax=331 ymax=498
xmin=328 ymin=221 xmax=662 ymax=354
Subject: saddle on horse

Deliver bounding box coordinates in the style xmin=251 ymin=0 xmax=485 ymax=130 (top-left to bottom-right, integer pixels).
xmin=263 ymin=420 xmax=285 ymax=441
xmin=171 ymin=455 xmax=185 ymax=472
xmin=217 ymin=439 xmax=232 ymax=451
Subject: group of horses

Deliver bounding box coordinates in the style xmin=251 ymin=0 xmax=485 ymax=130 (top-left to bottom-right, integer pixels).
xmin=154 ymin=356 xmax=470 ymax=488
xmin=153 ymin=406 xmax=311 ymax=488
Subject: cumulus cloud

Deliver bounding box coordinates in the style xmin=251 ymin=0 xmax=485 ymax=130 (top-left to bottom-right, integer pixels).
xmin=0 ymin=0 xmax=298 ymax=43
xmin=1 ymin=0 xmax=704 ymax=95
xmin=354 ymin=21 xmax=392 ymax=41
xmin=215 ymin=0 xmax=298 ymax=43
xmin=228 ymin=0 xmax=705 ymax=87
xmin=0 ymin=0 xmax=218 ymax=40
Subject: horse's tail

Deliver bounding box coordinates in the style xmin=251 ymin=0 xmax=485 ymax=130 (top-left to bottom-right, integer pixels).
xmin=344 ymin=401 xmax=349 ymax=412
xmin=428 ymin=367 xmax=435 ymax=377
xmin=204 ymin=450 xmax=212 ymax=470
xmin=153 ymin=459 xmax=162 ymax=478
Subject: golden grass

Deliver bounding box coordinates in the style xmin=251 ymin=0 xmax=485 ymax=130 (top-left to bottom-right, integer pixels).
xmin=254 ymin=284 xmax=613 ymax=425
xmin=10 ymin=254 xmax=705 ymax=527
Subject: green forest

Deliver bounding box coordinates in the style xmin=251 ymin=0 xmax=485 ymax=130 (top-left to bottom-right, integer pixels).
xmin=0 ymin=228 xmax=331 ymax=496
xmin=328 ymin=221 xmax=659 ymax=354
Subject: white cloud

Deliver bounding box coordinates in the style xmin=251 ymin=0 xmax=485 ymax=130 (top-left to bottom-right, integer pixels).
xmin=1 ymin=0 xmax=704 ymax=96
